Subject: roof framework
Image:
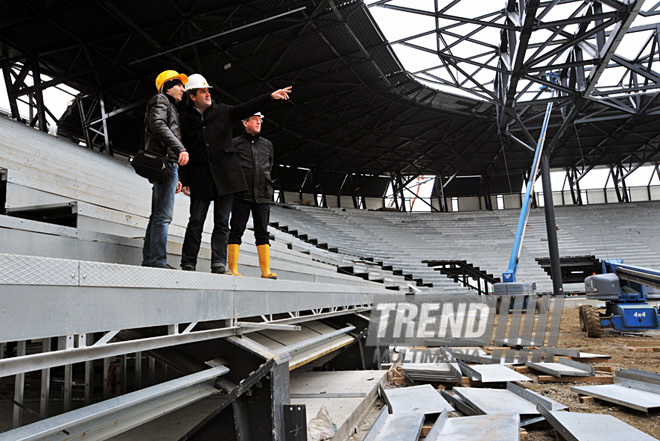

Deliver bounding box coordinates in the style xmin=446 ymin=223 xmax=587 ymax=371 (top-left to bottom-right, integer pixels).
xmin=1 ymin=0 xmax=660 ymax=200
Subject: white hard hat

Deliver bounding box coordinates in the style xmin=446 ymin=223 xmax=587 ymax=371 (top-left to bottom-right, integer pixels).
xmin=185 ymin=73 xmax=213 ymax=91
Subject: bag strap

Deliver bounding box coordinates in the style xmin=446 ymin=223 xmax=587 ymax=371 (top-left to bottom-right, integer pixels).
xmin=142 ymin=95 xmax=173 ymax=154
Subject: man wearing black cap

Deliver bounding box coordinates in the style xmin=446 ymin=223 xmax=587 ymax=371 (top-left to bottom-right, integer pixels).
xmin=141 ymin=70 xmax=189 ymax=269
xmin=227 ymin=112 xmax=277 ymax=279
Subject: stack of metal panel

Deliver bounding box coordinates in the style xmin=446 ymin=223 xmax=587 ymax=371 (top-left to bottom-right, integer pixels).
xmin=526 ymin=358 xmax=595 ymax=377
xmin=539 ymin=408 xmax=659 ymax=441
xmin=547 ymin=347 xmax=612 ymax=360
xmin=448 ymin=382 xmax=566 ymax=426
xmin=401 ymin=362 xmax=463 ymax=383
xmin=368 ymin=412 xmax=425 ymax=441
xmin=425 ymin=409 xmax=520 ymax=441
xmin=571 ymin=368 xmax=660 ymax=412
xmin=459 ymin=362 xmax=531 ymax=383
xmin=382 ymin=384 xmax=453 ymax=415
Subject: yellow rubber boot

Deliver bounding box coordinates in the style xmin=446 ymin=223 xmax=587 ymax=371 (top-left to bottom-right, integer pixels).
xmin=227 ymin=244 xmax=242 ymax=276
xmin=257 ymin=244 xmax=277 ymax=279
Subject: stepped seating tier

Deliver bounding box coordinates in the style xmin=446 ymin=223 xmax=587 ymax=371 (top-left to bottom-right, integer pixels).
xmin=0 ymin=117 xmax=392 ymax=290
xmin=270 ymin=201 xmax=660 ymax=294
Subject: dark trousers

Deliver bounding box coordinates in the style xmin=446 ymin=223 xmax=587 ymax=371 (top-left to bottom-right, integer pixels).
xmin=228 ymin=199 xmax=271 ymax=246
xmin=181 ymin=194 xmax=233 ymax=268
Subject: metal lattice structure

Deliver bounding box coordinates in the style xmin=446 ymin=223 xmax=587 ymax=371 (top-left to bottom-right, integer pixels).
xmin=1 ymin=0 xmax=660 ymax=206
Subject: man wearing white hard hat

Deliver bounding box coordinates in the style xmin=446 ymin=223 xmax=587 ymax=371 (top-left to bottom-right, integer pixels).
xmin=178 ymin=73 xmax=291 ymax=274
xmin=141 ymin=69 xmax=189 ymax=269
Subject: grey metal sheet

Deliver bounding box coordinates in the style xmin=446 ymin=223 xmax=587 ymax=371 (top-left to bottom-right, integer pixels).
xmin=383 ymin=385 xmax=453 ymax=415
xmin=618 ymin=368 xmax=660 ymax=387
xmin=526 ymin=360 xmax=594 ymax=377
xmin=373 ymin=413 xmax=424 ymax=441
xmin=426 ymin=410 xmax=520 ymax=441
xmin=571 ymin=384 xmax=660 ymax=412
xmin=0 ymin=285 xmax=235 ymax=343
xmin=362 ymin=407 xmax=388 ymax=441
xmin=542 ymin=410 xmax=659 ymax=441
xmin=401 ymin=362 xmax=462 ymax=383
xmin=493 ymin=337 xmax=541 ymax=347
xmin=459 ymin=363 xmax=531 ymax=383
xmin=439 ymin=390 xmax=479 ymax=416
xmin=571 ymin=351 xmax=611 ymax=359
xmin=453 ymin=387 xmax=539 ymax=416
xmin=506 ymin=382 xmax=567 ymax=411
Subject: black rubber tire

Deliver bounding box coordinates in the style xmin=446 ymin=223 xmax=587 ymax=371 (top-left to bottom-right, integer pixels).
xmin=579 ymin=305 xmax=588 ymax=332
xmin=584 ymin=305 xmax=602 ymax=338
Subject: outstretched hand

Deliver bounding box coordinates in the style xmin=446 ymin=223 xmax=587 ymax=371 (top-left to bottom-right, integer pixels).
xmin=271 ymin=86 xmax=292 ymax=100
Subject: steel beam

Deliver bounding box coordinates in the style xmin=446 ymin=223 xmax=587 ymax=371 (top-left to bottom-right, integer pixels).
xmin=0 ymin=366 xmax=229 ymax=441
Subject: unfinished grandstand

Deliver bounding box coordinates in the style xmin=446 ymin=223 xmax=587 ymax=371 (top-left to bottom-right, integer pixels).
xmin=1 ymin=1 xmax=660 ymax=440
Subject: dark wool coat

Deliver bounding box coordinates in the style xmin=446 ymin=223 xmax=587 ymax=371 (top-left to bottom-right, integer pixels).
xmin=233 ymin=133 xmax=275 ymax=204
xmin=179 ymin=93 xmax=272 ymax=200
xmin=144 ymin=93 xmax=186 ymax=163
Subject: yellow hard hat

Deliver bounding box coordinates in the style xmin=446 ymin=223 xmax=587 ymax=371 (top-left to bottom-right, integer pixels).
xmin=155 ymin=70 xmax=188 ymax=92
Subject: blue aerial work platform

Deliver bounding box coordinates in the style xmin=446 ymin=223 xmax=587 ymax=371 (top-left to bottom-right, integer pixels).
xmin=494 ymin=74 xmax=559 ymax=301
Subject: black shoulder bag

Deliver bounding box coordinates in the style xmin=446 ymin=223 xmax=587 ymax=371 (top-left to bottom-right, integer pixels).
xmin=130 ymin=100 xmax=170 ymax=182
xmin=130 ymin=149 xmax=167 ymax=182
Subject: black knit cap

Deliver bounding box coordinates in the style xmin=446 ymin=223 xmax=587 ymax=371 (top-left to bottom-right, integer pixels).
xmin=162 ymin=78 xmax=183 ymax=93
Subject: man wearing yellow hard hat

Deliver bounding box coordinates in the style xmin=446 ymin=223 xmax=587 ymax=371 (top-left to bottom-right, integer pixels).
xmin=178 ymin=73 xmax=291 ymax=275
xmin=141 ymin=70 xmax=190 ymax=269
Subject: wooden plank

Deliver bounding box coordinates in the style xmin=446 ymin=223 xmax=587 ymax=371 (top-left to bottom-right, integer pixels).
xmin=594 ymin=366 xmax=614 ymax=373
xmin=627 ymin=347 xmax=660 ymax=352
xmin=569 ymin=357 xmax=611 ymax=363
xmin=421 ymin=423 xmax=433 ymax=437
xmin=537 ymin=374 xmax=614 ymax=384
xmin=579 ymin=396 xmax=595 ymax=403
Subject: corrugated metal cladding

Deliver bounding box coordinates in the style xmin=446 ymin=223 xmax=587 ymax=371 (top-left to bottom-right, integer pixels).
xmin=2 ymin=0 xmax=658 ymax=198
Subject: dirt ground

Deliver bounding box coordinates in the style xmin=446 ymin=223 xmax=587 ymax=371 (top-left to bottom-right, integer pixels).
xmin=521 ymin=305 xmax=660 ymax=440
xmin=349 ymin=305 xmax=660 ymax=441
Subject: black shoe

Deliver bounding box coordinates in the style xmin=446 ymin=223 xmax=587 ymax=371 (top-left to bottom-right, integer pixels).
xmin=211 ymin=266 xmax=231 ymax=275
xmin=156 ymin=264 xmax=176 ymax=269
xmin=181 ymin=264 xmax=196 ymax=271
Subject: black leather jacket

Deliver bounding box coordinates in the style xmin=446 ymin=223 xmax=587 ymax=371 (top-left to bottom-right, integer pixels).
xmin=233 ymin=132 xmax=274 ymax=204
xmin=143 ymin=93 xmax=186 ymax=163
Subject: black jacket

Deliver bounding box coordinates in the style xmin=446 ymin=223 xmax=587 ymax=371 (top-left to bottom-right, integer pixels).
xmin=234 ymin=132 xmax=275 ymax=204
xmin=179 ymin=93 xmax=272 ymax=200
xmin=143 ymin=93 xmax=186 ymax=163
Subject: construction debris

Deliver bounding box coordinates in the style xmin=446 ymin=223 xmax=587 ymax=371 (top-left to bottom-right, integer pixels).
xmin=526 ymin=358 xmax=595 ymax=377
xmin=539 ymin=408 xmax=660 ymax=441
xmin=401 ymin=361 xmax=462 ymax=383
xmin=382 ymin=384 xmax=453 ymax=415
xmin=369 ymin=412 xmax=424 ymax=441
xmin=424 ymin=409 xmax=520 ymax=441
xmin=459 ymin=362 xmax=531 ymax=383
xmin=571 ymin=368 xmax=660 ymax=412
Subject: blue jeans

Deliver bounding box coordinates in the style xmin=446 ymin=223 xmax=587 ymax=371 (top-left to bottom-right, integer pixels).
xmin=181 ymin=194 xmax=234 ymax=269
xmin=142 ymin=163 xmax=178 ymax=267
